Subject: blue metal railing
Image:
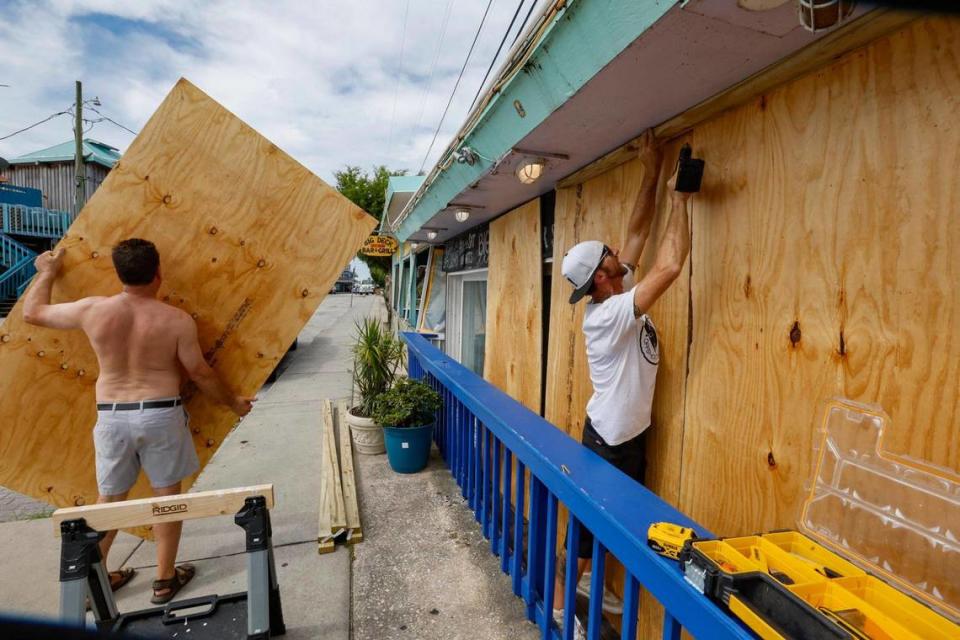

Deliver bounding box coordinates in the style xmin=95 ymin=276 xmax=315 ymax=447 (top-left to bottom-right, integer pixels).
xmin=0 ymin=232 xmax=37 ymax=300
xmin=402 ymin=332 xmax=751 ymax=640
xmin=1 ymin=203 xmax=74 ymax=239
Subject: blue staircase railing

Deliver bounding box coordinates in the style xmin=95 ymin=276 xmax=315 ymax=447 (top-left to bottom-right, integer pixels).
xmin=1 ymin=203 xmax=74 ymax=239
xmin=402 ymin=332 xmax=752 ymax=640
xmin=0 ymin=232 xmax=37 ymax=300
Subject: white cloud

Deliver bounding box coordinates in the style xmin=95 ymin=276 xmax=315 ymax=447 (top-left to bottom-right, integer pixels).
xmin=0 ymin=0 xmax=546 ymax=183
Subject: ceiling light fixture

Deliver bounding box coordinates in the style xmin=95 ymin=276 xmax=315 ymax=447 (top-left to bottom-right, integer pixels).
xmin=455 ymin=210 xmax=470 ymax=223
xmin=410 ymin=242 xmax=419 ymax=249
xmin=798 ymin=0 xmax=854 ymax=33
xmin=427 ymin=231 xmax=438 ymax=240
xmin=516 ymin=158 xmax=545 ymax=185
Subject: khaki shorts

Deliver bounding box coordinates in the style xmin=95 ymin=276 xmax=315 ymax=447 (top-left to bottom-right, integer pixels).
xmin=93 ymin=400 xmax=200 ymax=496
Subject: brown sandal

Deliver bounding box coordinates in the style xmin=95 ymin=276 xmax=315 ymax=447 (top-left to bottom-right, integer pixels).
xmin=110 ymin=568 xmax=136 ymax=591
xmin=151 ymin=564 xmax=196 ymax=605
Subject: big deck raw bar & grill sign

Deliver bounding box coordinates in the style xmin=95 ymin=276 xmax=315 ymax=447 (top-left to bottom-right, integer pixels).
xmin=360 ymin=234 xmax=398 ymax=257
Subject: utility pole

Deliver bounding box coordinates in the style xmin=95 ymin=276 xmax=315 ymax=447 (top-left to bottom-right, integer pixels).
xmin=74 ymin=80 xmax=85 ymax=215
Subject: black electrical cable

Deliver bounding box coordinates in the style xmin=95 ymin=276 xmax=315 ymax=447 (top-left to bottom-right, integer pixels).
xmin=0 ymin=109 xmax=72 ymax=142
xmin=512 ymin=0 xmax=538 ymax=47
xmin=467 ymin=0 xmax=527 ymax=114
xmin=86 ymin=107 xmax=138 ymax=135
xmin=418 ymin=0 xmax=496 ymax=175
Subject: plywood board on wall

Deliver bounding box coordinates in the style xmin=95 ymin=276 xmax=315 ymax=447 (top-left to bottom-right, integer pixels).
xmin=484 ymin=199 xmax=542 ymax=412
xmin=0 ymin=79 xmax=376 ymax=521
xmin=680 ymin=16 xmax=960 ymax=539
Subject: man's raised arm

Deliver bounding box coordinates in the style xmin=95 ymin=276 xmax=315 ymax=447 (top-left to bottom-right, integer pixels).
xmin=619 ymin=130 xmax=662 ymax=270
xmin=631 ymin=169 xmax=692 ymax=317
xmin=23 ymin=249 xmax=99 ymax=329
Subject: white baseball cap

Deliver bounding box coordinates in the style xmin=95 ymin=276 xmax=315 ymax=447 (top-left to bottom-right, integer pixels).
xmin=562 ymin=240 xmax=608 ymax=303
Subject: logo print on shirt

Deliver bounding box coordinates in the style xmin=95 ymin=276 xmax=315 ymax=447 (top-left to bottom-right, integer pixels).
xmin=640 ymin=317 xmax=659 ymax=365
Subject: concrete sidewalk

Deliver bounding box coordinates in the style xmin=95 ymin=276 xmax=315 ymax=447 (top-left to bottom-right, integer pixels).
xmin=0 ymin=293 xmax=375 ymax=639
xmin=352 ymin=448 xmax=540 ymax=640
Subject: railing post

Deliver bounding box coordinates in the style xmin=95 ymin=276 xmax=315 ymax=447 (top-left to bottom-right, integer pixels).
xmin=525 ymin=477 xmax=546 ymax=621
xmin=511 ymin=461 xmax=526 ymax=597
xmin=500 ymin=449 xmax=512 ymax=573
xmin=491 ymin=436 xmax=501 ymax=555
xmin=587 ymin=538 xmax=606 ymax=640
xmin=457 ymin=401 xmax=473 ymax=504
xmin=477 ymin=423 xmax=487 ymax=528
xmin=662 ymin=612 xmax=681 ymax=640
xmin=564 ymin=516 xmax=581 ymax=640
xmin=541 ymin=492 xmax=559 ymax=639
xmin=621 ymin=573 xmax=640 ymax=640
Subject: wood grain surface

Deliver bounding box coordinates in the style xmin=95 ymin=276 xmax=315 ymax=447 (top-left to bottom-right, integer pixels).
xmin=52 ymin=484 xmax=274 ymax=534
xmin=543 ymin=17 xmax=960 ymax=637
xmin=319 ymin=399 xmax=346 ymax=549
xmin=484 ymin=199 xmax=543 ymax=412
xmin=0 ymin=79 xmax=376 ymax=525
xmin=681 ymin=16 xmax=960 ymax=539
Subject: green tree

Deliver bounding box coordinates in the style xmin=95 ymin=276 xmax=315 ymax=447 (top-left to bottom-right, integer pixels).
xmin=334 ymin=165 xmax=406 ymax=288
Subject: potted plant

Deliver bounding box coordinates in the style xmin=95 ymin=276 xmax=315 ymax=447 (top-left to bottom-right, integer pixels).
xmin=371 ymin=377 xmax=443 ymax=473
xmin=346 ymin=317 xmax=404 ymax=454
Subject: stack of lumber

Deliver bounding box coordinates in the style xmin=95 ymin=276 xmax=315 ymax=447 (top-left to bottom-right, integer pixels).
xmin=319 ymin=399 xmax=363 ymax=554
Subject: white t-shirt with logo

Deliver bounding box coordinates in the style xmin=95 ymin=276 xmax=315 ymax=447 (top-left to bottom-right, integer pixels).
xmin=582 ymin=275 xmax=660 ymax=446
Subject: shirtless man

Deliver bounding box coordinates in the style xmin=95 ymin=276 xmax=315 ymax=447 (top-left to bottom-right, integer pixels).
xmin=24 ymin=238 xmax=254 ymax=604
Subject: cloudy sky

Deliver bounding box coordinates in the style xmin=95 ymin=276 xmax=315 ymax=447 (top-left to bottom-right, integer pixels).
xmin=0 ymin=0 xmax=546 ymax=183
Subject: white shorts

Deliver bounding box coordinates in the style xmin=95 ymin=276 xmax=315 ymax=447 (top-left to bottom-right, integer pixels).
xmin=93 ymin=400 xmax=200 ymax=496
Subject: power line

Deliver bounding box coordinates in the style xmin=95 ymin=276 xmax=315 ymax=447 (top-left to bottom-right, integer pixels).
xmin=418 ymin=0 xmax=496 ymax=174
xmin=86 ymin=106 xmax=138 ymax=135
xmin=0 ymin=109 xmax=72 ymax=142
xmin=513 ymin=0 xmax=538 ymax=47
xmin=467 ymin=0 xmax=527 ymax=114
xmin=412 ymin=0 xmax=455 ymax=135
xmin=386 ymin=0 xmax=412 ymax=157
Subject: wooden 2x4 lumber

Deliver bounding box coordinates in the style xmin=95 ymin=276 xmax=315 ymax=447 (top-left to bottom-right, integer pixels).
xmin=318 ymin=399 xmax=346 ymax=553
xmin=337 ymin=400 xmax=362 ymax=543
xmin=51 ymin=484 xmax=274 ymax=535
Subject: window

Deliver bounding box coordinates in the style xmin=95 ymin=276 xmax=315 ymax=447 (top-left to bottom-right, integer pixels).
xmin=418 ymin=248 xmax=446 ymax=334
xmin=446 ymin=269 xmax=487 ymax=376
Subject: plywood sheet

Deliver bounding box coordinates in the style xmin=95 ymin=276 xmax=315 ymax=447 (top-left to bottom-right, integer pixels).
xmin=680 ymin=17 xmax=960 ymax=542
xmin=0 ymin=79 xmax=376 ymax=519
xmin=484 ymin=199 xmax=542 ymax=412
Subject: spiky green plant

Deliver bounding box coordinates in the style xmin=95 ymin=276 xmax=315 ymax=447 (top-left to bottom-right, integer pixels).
xmin=352 ymin=317 xmax=405 ymax=418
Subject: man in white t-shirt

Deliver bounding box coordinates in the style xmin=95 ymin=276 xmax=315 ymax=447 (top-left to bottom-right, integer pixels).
xmin=551 ymin=131 xmax=693 ymax=637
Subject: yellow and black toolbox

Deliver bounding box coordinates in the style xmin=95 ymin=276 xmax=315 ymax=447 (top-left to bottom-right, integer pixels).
xmin=678 ymin=530 xmax=959 ymax=640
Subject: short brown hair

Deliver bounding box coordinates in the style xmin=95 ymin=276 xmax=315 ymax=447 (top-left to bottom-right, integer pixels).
xmin=112 ymin=238 xmax=159 ymax=285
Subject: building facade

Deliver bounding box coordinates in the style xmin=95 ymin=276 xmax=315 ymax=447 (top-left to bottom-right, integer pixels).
xmin=6 ymin=138 xmax=121 ymax=214
xmin=385 ymin=2 xmax=960 ymax=634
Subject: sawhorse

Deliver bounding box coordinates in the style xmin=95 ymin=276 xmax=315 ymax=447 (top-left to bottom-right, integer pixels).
xmin=53 ymin=484 xmax=285 ymax=639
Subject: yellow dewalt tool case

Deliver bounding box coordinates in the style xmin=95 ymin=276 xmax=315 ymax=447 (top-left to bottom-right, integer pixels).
xmin=678 ymin=399 xmax=960 ymax=639
xmin=679 ymin=531 xmax=958 ymax=639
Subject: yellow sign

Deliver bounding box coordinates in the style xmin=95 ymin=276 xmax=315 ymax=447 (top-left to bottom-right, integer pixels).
xmin=360 ymin=234 xmax=399 ymax=257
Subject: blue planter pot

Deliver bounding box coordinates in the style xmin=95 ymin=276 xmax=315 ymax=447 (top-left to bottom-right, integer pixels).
xmin=383 ymin=422 xmax=434 ymax=474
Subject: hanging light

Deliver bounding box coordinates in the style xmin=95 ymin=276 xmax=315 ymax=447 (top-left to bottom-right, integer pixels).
xmin=798 ymin=0 xmax=854 ymax=33
xmin=411 ymin=242 xmax=419 ymax=249
xmin=516 ymin=158 xmax=545 ymax=184
xmin=427 ymin=231 xmax=438 ymax=240
xmin=455 ymin=209 xmax=470 ymax=223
